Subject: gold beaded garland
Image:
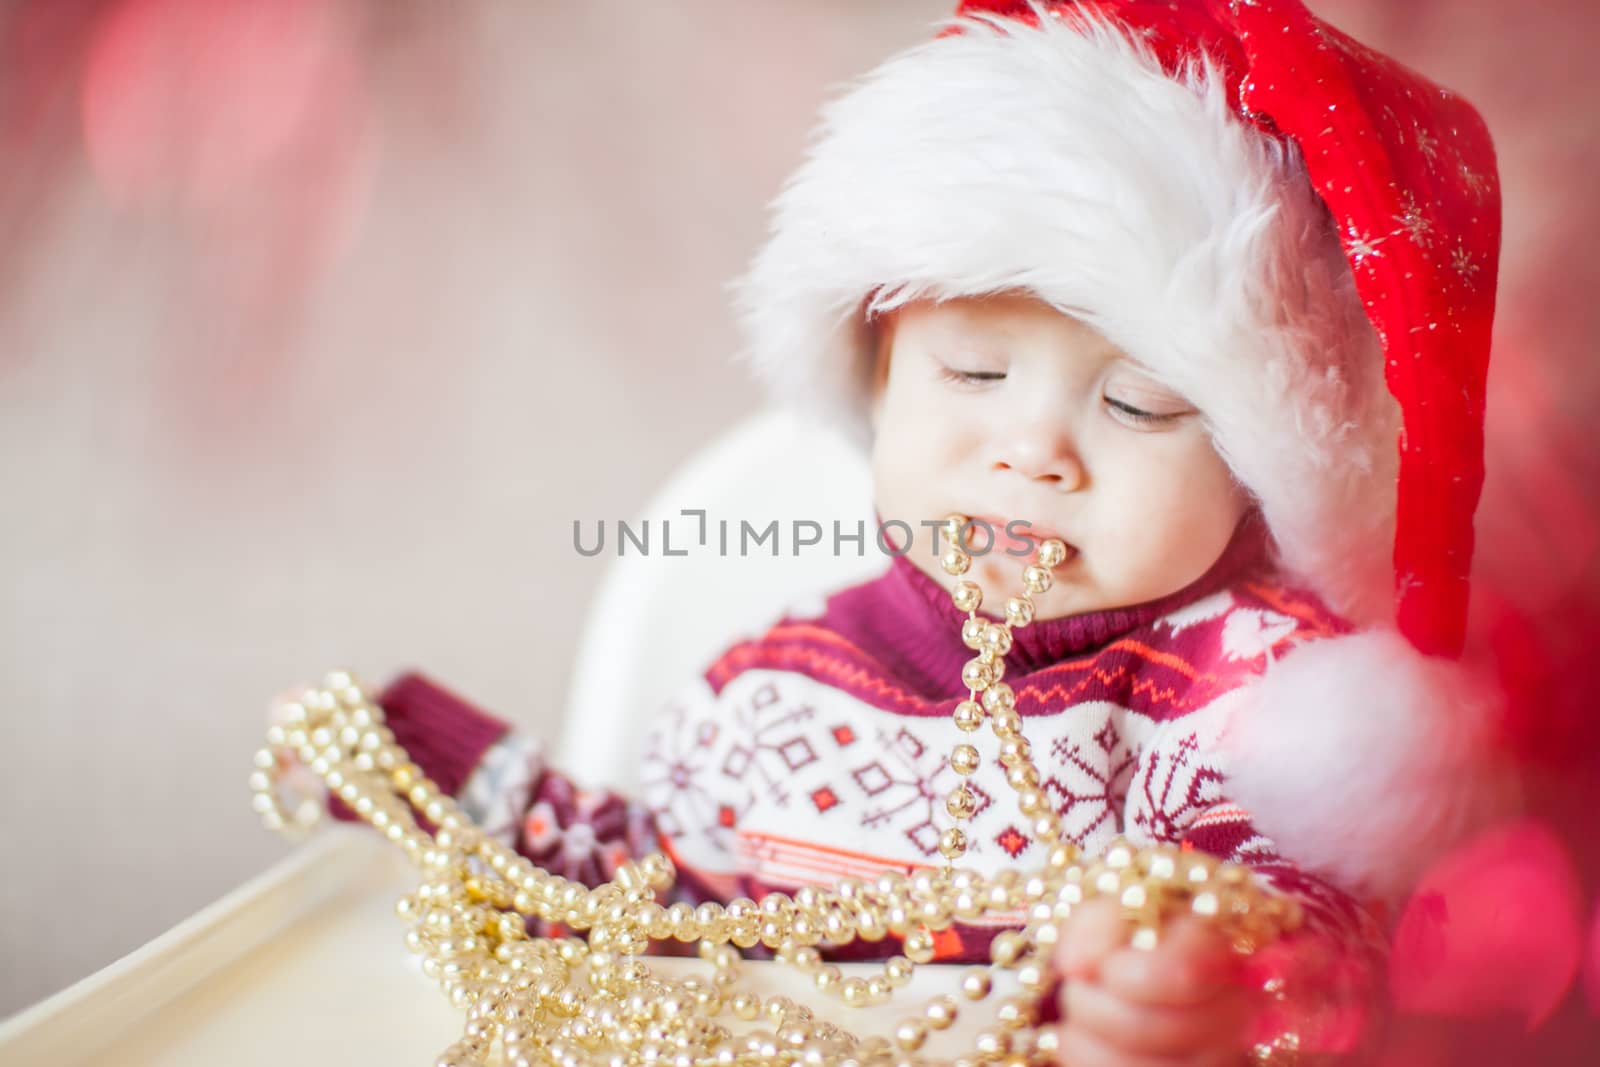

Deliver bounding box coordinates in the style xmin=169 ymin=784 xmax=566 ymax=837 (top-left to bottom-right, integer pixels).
xmin=253 ymin=513 xmax=1303 ymax=1066
xmin=934 ymin=524 xmax=1068 ymax=870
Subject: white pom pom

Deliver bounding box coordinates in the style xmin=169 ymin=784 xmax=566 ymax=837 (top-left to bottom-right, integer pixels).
xmin=1222 ymin=630 xmax=1518 ymax=903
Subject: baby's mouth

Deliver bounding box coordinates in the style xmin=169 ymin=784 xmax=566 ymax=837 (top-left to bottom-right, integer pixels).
xmin=966 ymin=515 xmax=1075 ymax=562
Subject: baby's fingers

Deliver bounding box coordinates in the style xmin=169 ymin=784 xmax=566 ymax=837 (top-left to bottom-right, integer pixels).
xmin=1063 ymin=977 xmax=1248 ymax=1057
xmin=1055 ymin=1021 xmax=1241 ymax=1067
xmin=265 ymin=686 xmax=323 ymax=795
xmin=1098 ymin=916 xmax=1241 ymax=1007
xmin=1057 ymin=898 xmax=1130 ymax=979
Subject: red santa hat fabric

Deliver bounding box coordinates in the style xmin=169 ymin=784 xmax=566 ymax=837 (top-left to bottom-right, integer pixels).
xmin=735 ymin=0 xmax=1499 ymax=658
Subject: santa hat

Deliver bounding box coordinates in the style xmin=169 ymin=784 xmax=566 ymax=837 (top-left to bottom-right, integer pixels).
xmin=734 ymin=0 xmax=1508 ymax=899
xmin=735 ymin=0 xmax=1498 ymax=661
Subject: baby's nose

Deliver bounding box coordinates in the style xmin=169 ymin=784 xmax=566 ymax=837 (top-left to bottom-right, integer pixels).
xmin=995 ymin=445 xmax=1085 ymax=492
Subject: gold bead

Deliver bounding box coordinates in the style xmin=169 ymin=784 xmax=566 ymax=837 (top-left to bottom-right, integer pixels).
xmin=995 ymin=994 xmax=1033 ymax=1029
xmin=940 ymin=549 xmax=971 ymax=576
xmin=952 ymin=699 xmax=985 ymax=732
xmin=980 ymin=623 xmax=1013 ymax=655
xmin=839 ymin=977 xmax=869 ymax=1007
xmin=960 ymin=658 xmax=992 ymax=692
xmin=990 ymin=708 xmax=1022 ymax=739
xmin=884 ymin=955 xmax=915 ymax=985
xmin=902 ymin=926 xmax=936 ymax=964
xmin=788 ymin=945 xmax=821 ymax=969
xmin=1147 ymin=853 xmax=1178 ymax=882
xmin=1004 ymin=762 xmax=1040 ymax=791
xmin=975 ymin=1029 xmax=1009 ymax=1057
xmin=949 ymin=744 xmax=981 ymax=776
xmin=925 ymin=995 xmax=958 ymax=1030
xmin=941 ymin=513 xmax=968 ymax=543
xmin=938 ymin=826 xmax=968 ymax=860
xmin=1037 ymin=538 xmax=1068 ymax=568
xmin=981 ymin=683 xmax=1015 ymax=713
xmin=997 ymin=735 xmax=1031 ymax=763
xmin=961 ymin=616 xmax=988 ymax=650
xmin=945 ymin=786 xmax=978 ymax=819
xmin=764 ymin=996 xmax=796 ymax=1025
xmin=959 ymin=968 xmax=992 ymax=1000
xmin=990 ymin=931 xmax=1026 ymax=967
xmin=1022 ymin=564 xmax=1052 ymax=594
xmin=894 ymin=1020 xmax=928 ymax=1052
xmin=951 ymin=581 xmax=982 ymax=613
xmin=1003 ymin=596 xmax=1035 ymax=627
xmin=1016 ymin=788 xmax=1047 ymax=817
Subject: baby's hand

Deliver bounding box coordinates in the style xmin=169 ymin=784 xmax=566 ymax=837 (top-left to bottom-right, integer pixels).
xmin=266 ymin=686 xmax=324 ymax=801
xmin=1053 ymin=898 xmax=1251 ymax=1066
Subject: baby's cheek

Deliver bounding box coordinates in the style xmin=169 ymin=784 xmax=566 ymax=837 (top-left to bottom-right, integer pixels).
xmin=1086 ymin=504 xmax=1171 ymax=595
xmin=1097 ymin=469 xmax=1235 ymax=595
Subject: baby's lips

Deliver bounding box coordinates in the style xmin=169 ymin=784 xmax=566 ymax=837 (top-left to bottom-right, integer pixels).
xmin=969 ymin=514 xmax=1074 ymax=557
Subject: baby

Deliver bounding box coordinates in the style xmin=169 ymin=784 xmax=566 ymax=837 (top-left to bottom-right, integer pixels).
xmin=298 ymin=1 xmax=1506 ymax=1062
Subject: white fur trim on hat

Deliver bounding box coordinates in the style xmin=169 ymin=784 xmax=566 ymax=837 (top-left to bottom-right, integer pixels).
xmin=1222 ymin=630 xmax=1517 ymax=904
xmin=733 ymin=6 xmax=1401 ymax=628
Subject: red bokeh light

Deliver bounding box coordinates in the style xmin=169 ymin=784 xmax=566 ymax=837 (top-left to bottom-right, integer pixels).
xmin=1390 ymin=820 xmax=1583 ymax=1028
xmin=82 ymin=0 xmax=347 ymax=209
xmin=74 ymin=0 xmax=376 ymax=447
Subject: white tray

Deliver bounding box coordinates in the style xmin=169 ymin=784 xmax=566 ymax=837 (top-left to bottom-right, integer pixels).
xmin=0 ymin=826 xmax=1020 ymax=1065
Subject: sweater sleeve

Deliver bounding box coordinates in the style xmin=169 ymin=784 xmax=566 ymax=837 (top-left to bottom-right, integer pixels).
xmin=1126 ymin=718 xmax=1389 ymax=1062
xmin=326 ymin=671 xmax=508 ymax=822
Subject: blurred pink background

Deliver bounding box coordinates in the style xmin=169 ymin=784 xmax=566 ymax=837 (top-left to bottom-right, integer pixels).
xmin=1 ymin=1 xmax=1595 ymax=1060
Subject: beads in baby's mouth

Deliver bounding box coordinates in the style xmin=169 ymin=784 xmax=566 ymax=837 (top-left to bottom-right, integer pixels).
xmin=935 ymin=513 xmax=1070 ymax=865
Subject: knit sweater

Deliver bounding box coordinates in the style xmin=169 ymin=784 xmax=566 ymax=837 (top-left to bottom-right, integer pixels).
xmin=353 ymin=513 xmax=1386 ymax=1045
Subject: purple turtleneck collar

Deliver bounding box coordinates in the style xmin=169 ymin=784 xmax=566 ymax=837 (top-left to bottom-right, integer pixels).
xmin=816 ymin=511 xmax=1273 ymax=700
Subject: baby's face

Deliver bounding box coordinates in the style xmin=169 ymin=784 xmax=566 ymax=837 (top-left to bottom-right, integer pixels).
xmin=870 ymin=292 xmax=1250 ymax=620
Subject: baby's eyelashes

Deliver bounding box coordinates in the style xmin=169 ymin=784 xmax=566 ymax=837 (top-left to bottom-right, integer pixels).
xmin=939 ymin=366 xmax=1008 ymax=388
xmin=1104 ymin=396 xmax=1187 ymax=426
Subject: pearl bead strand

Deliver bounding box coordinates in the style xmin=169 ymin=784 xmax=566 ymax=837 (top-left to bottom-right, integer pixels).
xmin=253 ymin=516 xmax=1302 ymax=1066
